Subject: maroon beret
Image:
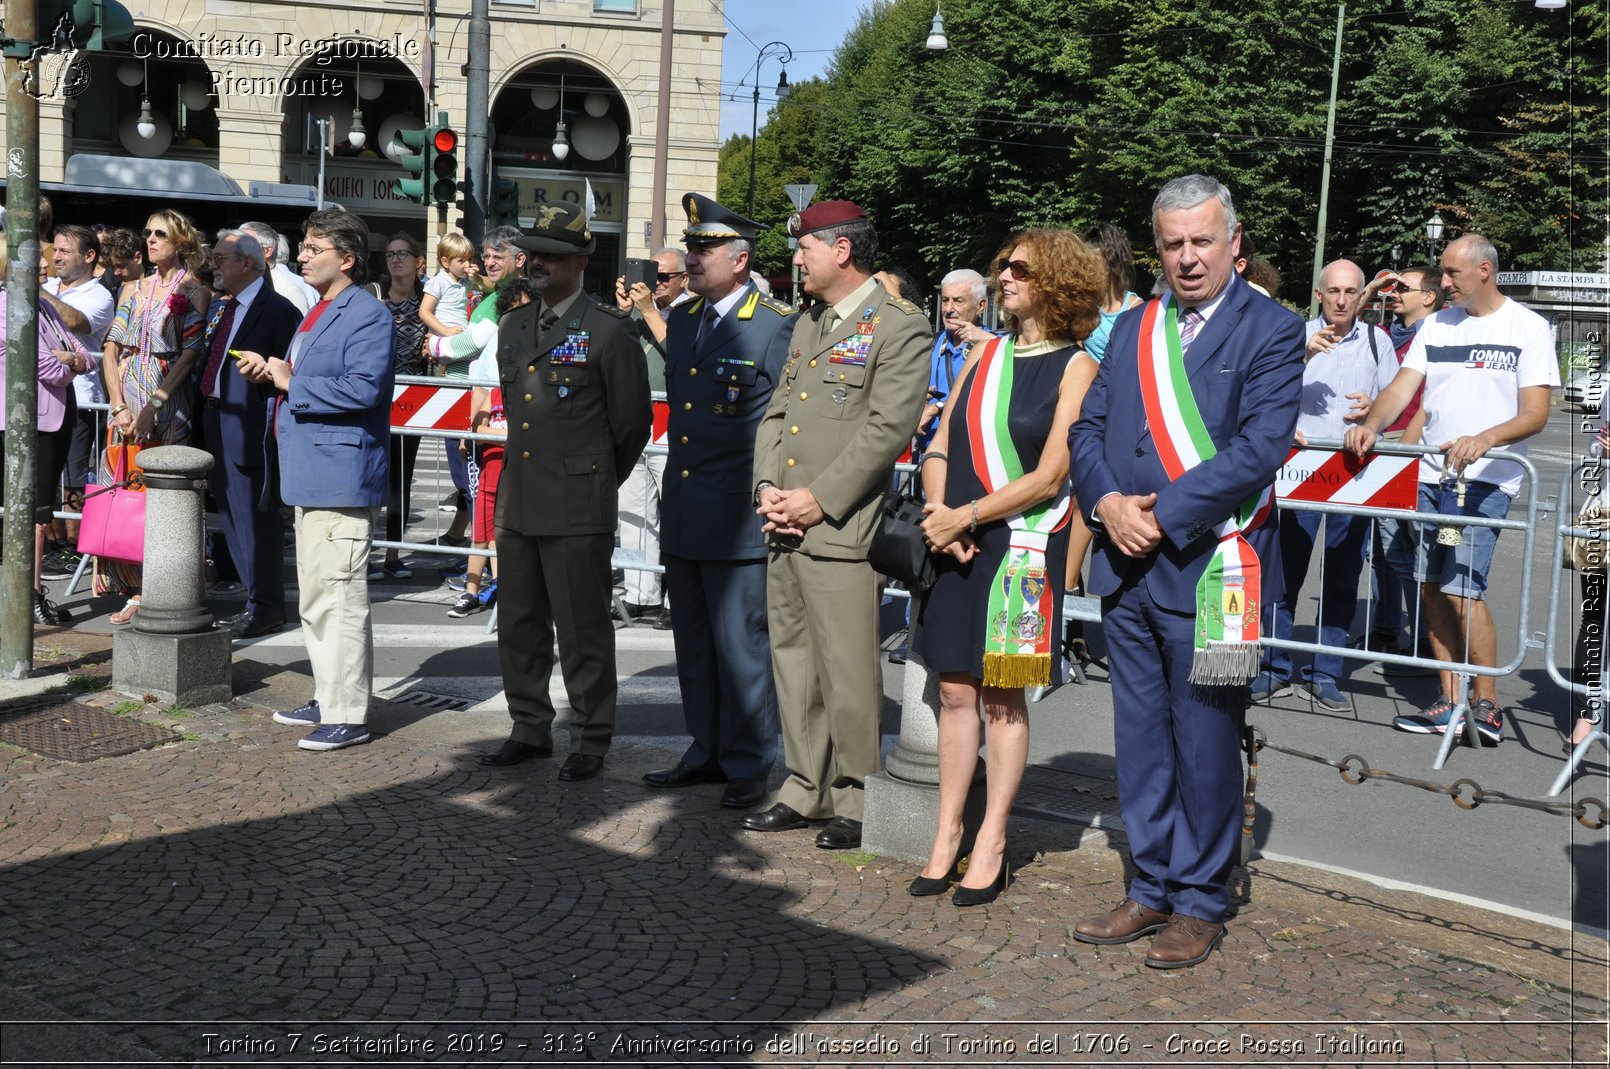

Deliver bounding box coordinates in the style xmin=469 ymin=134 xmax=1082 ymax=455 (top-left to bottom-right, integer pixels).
xmin=788 ymin=199 xmax=868 ymax=238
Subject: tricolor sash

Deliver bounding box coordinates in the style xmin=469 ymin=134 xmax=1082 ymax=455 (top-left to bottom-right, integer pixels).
xmin=967 ymin=335 xmax=1072 ymax=688
xmin=1137 ymin=297 xmax=1273 ymax=685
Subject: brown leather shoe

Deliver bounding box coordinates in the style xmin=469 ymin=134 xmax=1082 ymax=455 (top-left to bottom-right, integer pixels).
xmin=1144 ymin=913 xmax=1225 ymax=969
xmin=1072 ymin=898 xmax=1172 ymax=945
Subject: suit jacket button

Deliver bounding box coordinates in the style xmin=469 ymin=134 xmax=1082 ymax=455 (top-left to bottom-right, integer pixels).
xmin=524 ymin=393 xmax=533 ymax=402
xmin=689 ymin=368 xmax=698 ymax=376
xmin=790 ymin=425 xmax=798 ymax=435
xmin=521 ymin=422 xmax=529 ymax=431
xmin=799 ymin=391 xmax=808 ymax=400
xmin=786 ymin=458 xmax=796 ymax=468
xmin=522 ymin=451 xmax=531 ymax=460
xmin=680 ymin=435 xmax=689 ymax=444
xmin=838 ymin=373 xmax=846 ymax=381
xmin=1135 ymin=446 xmax=1144 ymax=457
xmin=809 ymin=359 xmax=817 ymax=368
xmin=526 ymin=365 xmax=535 ymax=374
xmin=683 ymin=402 xmax=693 ymax=410
xmin=681 ymin=469 xmax=690 ymax=478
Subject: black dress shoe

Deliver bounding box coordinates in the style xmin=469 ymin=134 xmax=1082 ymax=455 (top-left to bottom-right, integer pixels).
xmin=653 ymin=608 xmax=673 ymax=631
xmin=558 ymin=752 xmax=605 ymax=781
xmin=740 ymin=802 xmax=812 ymax=832
xmin=237 ymin=613 xmax=286 ymax=639
xmin=719 ymin=777 xmax=767 ymax=809
xmin=643 ymin=762 xmax=726 ymax=788
xmin=815 ymin=817 xmax=863 ymax=850
xmin=479 ymin=739 xmax=553 ymax=766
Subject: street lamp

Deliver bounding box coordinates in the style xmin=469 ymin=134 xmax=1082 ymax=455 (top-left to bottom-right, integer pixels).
xmin=746 ymin=41 xmax=793 ymax=220
xmin=1424 ymin=211 xmax=1445 ymax=263
xmin=927 ymin=5 xmax=949 ymax=51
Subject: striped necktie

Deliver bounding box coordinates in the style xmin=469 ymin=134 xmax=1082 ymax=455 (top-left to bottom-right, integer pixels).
xmin=1180 ymin=307 xmax=1203 ymax=351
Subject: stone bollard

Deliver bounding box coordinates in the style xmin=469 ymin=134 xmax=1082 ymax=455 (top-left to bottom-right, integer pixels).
xmin=864 ymin=615 xmax=987 ymax=861
xmin=112 ymin=445 xmax=232 ymax=705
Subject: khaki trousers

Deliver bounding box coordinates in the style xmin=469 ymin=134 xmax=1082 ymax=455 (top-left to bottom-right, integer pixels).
xmin=294 ymin=506 xmax=378 ymax=726
xmin=767 ymin=549 xmax=881 ymax=821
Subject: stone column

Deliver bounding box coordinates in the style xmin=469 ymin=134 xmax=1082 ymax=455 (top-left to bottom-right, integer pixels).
xmin=113 ymin=447 xmax=232 ymax=705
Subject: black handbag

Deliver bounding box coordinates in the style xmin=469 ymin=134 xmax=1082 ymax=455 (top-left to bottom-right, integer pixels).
xmin=868 ymin=467 xmax=937 ymax=595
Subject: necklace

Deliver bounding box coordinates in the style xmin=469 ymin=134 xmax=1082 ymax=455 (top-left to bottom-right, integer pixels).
xmin=138 ymin=265 xmax=186 ymax=357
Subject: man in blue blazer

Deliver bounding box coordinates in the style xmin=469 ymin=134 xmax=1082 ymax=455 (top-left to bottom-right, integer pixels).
xmin=1068 ymin=175 xmax=1303 ymax=968
xmin=200 ymin=229 xmax=302 ymax=639
xmin=641 ymin=194 xmax=795 ymax=809
xmin=240 ymin=208 xmax=396 ymax=752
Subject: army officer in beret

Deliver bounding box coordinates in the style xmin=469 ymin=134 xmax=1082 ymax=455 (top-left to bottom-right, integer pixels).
xmin=641 ymin=193 xmax=797 ymax=810
xmin=480 ymin=202 xmax=653 ymax=782
xmin=746 ymin=200 xmax=932 ymax=848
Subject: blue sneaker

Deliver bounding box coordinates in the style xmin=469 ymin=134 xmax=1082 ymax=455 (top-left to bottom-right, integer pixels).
xmin=1471 ymin=699 xmax=1503 ymax=746
xmin=298 ymin=724 xmax=372 ymax=751
xmin=478 ymin=579 xmax=497 ymax=607
xmin=1249 ymin=671 xmax=1292 ymax=703
xmin=273 ymin=699 xmax=320 ymax=727
xmin=1305 ymin=678 xmax=1352 ymax=712
xmin=443 ymin=569 xmax=470 ymax=591
xmin=1393 ymin=696 xmax=1455 ymax=734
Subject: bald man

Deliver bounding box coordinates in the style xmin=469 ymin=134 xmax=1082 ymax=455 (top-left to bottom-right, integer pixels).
xmin=1251 ymin=259 xmax=1395 ymax=713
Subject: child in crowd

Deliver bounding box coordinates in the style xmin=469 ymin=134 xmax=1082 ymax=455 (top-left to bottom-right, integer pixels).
xmin=447 ymin=275 xmax=539 ymax=618
xmin=419 ymin=233 xmax=496 ymax=374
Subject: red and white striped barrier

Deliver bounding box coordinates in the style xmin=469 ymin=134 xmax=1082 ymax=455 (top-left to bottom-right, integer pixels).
xmin=390 ymin=383 xmax=474 ymax=432
xmin=1275 ymin=446 xmax=1419 ymax=512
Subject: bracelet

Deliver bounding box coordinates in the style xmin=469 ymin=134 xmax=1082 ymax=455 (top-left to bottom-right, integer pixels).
xmin=969 ymin=500 xmax=979 ymax=533
xmin=920 ymin=451 xmax=948 ymax=465
xmin=110 ymin=404 xmax=127 ymax=416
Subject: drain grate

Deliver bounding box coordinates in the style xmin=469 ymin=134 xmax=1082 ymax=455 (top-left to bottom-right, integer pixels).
xmin=0 ymin=696 xmax=180 ymax=762
xmin=388 ymin=689 xmax=473 ymax=711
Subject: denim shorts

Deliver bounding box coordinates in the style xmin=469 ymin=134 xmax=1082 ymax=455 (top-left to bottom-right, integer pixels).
xmin=1413 ymin=480 xmax=1512 ymax=600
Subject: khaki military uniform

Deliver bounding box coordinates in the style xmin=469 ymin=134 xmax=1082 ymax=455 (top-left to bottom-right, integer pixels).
xmin=752 ymin=277 xmax=931 ymax=820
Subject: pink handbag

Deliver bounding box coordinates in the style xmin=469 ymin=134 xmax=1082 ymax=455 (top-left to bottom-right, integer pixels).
xmin=77 ymin=435 xmax=146 ymax=563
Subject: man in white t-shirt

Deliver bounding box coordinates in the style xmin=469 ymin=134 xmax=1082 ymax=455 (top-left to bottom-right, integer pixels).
xmin=42 ymin=225 xmax=115 ymax=573
xmin=1254 ymin=259 xmax=1396 ymax=712
xmin=1345 ymin=234 xmax=1557 ymax=745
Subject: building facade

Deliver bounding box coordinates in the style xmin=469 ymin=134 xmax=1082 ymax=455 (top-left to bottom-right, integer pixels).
xmin=6 ymin=0 xmax=725 ymax=283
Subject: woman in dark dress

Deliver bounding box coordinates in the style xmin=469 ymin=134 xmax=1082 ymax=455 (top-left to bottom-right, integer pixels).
xmin=911 ymin=229 xmax=1105 ymax=905
xmin=372 ymin=232 xmax=428 ymax=579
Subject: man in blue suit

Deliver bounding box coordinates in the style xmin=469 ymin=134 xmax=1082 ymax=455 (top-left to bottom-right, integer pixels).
xmin=200 ymin=229 xmax=301 ymax=639
xmin=1068 ymin=175 xmax=1303 ymax=968
xmin=240 ymin=208 xmax=396 ymax=752
xmin=641 ymin=193 xmax=795 ymax=809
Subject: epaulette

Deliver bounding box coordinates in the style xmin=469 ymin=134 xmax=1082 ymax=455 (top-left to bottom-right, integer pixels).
xmin=593 ymin=301 xmax=628 ymax=320
xmin=886 ymin=295 xmax=923 ymax=316
xmin=757 ymin=295 xmax=796 ymax=317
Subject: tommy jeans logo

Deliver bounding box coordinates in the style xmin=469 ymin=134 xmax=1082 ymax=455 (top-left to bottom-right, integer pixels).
xmin=1425 ymin=344 xmax=1521 ymax=372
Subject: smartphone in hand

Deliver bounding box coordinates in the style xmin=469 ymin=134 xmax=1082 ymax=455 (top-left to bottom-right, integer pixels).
xmin=624 ymin=258 xmax=658 ymax=290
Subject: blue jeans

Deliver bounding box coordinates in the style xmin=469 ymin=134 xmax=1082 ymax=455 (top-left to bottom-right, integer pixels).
xmin=1413 ymin=480 xmax=1511 ymax=600
xmin=1369 ymin=515 xmax=1420 ymax=641
xmin=1264 ymin=508 xmax=1370 ymax=685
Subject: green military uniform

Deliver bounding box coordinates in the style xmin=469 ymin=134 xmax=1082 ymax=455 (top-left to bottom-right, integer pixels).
xmin=752 ymin=277 xmax=931 ymax=821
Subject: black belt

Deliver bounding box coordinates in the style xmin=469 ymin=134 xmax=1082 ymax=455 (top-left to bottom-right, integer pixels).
xmin=205 ymin=396 xmax=222 ymax=408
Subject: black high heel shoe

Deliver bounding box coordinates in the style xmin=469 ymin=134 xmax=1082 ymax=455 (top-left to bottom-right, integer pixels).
xmin=952 ymin=849 xmax=1009 ymax=907
xmin=908 ymin=861 xmax=961 ymax=897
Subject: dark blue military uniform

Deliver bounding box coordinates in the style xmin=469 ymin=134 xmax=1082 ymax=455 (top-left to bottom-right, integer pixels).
xmin=661 ymin=280 xmax=795 ymax=784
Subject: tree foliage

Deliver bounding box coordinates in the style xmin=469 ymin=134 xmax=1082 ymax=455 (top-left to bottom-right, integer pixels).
xmin=737 ymin=0 xmax=1606 ymax=295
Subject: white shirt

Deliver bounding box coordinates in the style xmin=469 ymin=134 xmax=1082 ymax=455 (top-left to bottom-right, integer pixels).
xmin=1401 ymin=296 xmax=1559 ymax=495
xmin=207 ymin=276 xmax=263 ymax=398
xmin=1297 ymin=317 xmax=1396 ymax=440
xmin=269 ymin=263 xmax=317 ymax=316
xmin=43 ymin=275 xmax=115 ymax=404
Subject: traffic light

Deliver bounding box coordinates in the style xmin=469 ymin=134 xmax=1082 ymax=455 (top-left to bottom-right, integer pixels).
xmin=431 ymin=126 xmax=459 ymax=212
xmin=391 ymin=123 xmax=430 ymax=204
xmin=490 ymin=178 xmax=520 ymax=226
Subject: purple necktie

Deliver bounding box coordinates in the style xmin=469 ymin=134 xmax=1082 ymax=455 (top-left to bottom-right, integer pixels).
xmin=1180 ymin=307 xmax=1203 ymax=351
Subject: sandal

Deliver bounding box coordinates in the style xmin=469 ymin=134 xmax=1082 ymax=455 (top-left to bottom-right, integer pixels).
xmin=109 ymin=596 xmax=141 ymax=626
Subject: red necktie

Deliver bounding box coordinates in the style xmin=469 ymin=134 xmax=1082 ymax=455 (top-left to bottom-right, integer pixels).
xmin=202 ymin=299 xmax=238 ymax=397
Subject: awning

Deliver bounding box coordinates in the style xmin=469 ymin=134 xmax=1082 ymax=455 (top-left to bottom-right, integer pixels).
xmin=27 ymin=154 xmax=331 ymax=208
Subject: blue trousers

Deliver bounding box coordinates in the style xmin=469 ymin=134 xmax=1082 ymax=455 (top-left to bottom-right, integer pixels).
xmin=663 ymin=554 xmax=779 ymax=781
xmin=1103 ymin=578 xmax=1248 ymax=922
xmin=1264 ymin=509 xmax=1368 ymax=684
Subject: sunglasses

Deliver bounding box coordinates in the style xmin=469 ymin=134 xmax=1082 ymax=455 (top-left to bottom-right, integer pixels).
xmin=657 ymin=271 xmax=686 ymax=283
xmin=997 ymin=258 xmax=1033 ymax=281
xmin=143 ymin=228 xmax=169 ymax=240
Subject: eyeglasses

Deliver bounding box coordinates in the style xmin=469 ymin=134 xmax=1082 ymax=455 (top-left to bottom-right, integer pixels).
xmin=384 ymin=250 xmax=418 ymax=260
xmin=143 ymin=228 xmax=168 ymax=240
xmin=657 ymin=271 xmax=686 ymax=283
xmin=299 ymin=242 xmax=334 ymax=258
xmin=997 ymin=258 xmax=1033 ymax=281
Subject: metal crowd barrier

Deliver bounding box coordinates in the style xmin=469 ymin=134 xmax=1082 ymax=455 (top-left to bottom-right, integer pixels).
xmin=1259 ymin=438 xmax=1541 ymax=772
xmin=1543 ymin=459 xmax=1610 ymax=795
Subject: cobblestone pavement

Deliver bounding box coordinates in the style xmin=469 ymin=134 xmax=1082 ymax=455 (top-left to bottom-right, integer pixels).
xmin=0 ymin=633 xmax=1606 ymax=1067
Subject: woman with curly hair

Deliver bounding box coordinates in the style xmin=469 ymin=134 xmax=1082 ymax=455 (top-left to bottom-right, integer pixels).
xmin=97 ymin=208 xmax=211 ymax=624
xmin=910 ymin=228 xmax=1105 ymax=906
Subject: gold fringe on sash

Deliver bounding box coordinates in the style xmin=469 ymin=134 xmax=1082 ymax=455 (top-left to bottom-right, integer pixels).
xmin=983 ymin=651 xmax=1051 ymax=689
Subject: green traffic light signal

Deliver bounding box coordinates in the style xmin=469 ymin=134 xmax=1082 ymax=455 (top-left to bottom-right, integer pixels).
xmin=391 ymin=126 xmax=430 ymax=204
